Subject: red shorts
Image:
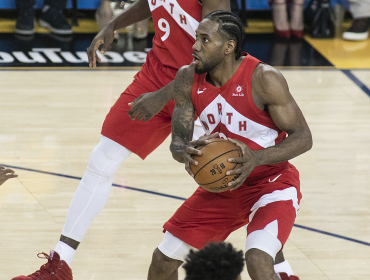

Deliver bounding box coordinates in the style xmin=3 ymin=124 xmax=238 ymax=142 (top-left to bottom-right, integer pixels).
xmin=101 ymin=50 xmax=178 ymax=159
xmin=163 ymin=163 xmax=301 ymax=249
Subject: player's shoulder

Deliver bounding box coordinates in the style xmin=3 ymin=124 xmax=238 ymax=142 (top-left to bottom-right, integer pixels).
xmin=251 ymin=63 xmax=290 ymax=105
xmin=252 ymin=63 xmax=287 ymax=91
xmin=176 ymin=64 xmax=196 ymax=81
xmin=174 ymin=64 xmax=196 ymax=96
xmin=254 ymin=63 xmax=283 ymax=83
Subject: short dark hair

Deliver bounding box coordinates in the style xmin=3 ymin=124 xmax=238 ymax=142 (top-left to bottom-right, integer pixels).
xmin=183 ymin=242 xmax=244 ymax=280
xmin=205 ymin=10 xmax=245 ymax=60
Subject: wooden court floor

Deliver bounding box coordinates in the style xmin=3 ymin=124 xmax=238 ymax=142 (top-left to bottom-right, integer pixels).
xmin=1 ymin=69 xmax=370 ymax=280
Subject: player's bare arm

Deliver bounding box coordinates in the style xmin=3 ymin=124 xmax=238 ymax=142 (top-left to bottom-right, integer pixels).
xmin=227 ymin=64 xmax=313 ymax=190
xmin=87 ymin=0 xmax=151 ymax=67
xmin=170 ymin=65 xmax=220 ymax=176
xmin=0 ymin=166 xmax=18 ymax=186
xmin=128 ymin=81 xmax=175 ymax=122
xmin=170 ymin=65 xmax=196 ymax=166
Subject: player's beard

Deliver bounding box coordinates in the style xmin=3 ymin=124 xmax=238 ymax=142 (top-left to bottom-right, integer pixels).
xmin=194 ymin=50 xmax=224 ymax=75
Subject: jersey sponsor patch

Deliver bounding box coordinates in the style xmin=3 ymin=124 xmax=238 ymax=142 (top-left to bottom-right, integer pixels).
xmin=231 ymin=85 xmax=244 ymax=96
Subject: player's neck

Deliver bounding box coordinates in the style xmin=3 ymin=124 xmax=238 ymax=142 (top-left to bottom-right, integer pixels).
xmin=207 ymin=56 xmax=243 ymax=87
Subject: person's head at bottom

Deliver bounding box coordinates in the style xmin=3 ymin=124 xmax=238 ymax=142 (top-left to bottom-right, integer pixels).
xmin=183 ymin=242 xmax=244 ymax=280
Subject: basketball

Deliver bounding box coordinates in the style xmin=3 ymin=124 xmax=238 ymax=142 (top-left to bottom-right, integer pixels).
xmin=190 ymin=138 xmax=242 ymax=193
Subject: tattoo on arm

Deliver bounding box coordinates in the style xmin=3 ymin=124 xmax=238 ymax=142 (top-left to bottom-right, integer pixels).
xmin=170 ymin=69 xmax=194 ymax=162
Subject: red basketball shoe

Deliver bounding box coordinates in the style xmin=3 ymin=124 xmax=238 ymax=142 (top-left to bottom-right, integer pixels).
xmin=278 ymin=272 xmax=300 ymax=280
xmin=12 ymin=251 xmax=73 ymax=280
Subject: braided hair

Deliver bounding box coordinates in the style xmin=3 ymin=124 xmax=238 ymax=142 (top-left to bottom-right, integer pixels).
xmin=205 ymin=10 xmax=245 ymax=60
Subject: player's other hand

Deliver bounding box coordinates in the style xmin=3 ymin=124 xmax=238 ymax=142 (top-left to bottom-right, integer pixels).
xmin=128 ymin=91 xmax=169 ymax=122
xmin=183 ymin=132 xmax=220 ymax=177
xmin=0 ymin=166 xmax=18 ymax=186
xmin=226 ymin=138 xmax=257 ymax=191
xmin=87 ymin=23 xmax=116 ymax=68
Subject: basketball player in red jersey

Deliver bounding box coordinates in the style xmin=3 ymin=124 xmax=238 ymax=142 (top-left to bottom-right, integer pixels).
xmin=147 ymin=11 xmax=312 ymax=280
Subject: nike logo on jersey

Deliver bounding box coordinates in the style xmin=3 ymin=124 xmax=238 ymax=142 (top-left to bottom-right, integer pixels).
xmin=197 ymin=88 xmax=206 ymax=94
xmin=268 ymin=174 xmax=282 ymax=183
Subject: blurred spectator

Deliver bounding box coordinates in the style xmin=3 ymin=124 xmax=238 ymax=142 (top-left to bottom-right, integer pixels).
xmin=304 ymin=0 xmax=335 ymax=38
xmin=15 ymin=0 xmax=72 ymax=35
xmin=343 ymin=0 xmax=370 ymax=40
xmin=0 ymin=166 xmax=18 ymax=186
xmin=95 ymin=0 xmax=113 ymax=31
xmin=271 ymin=0 xmax=305 ymax=39
xmin=183 ymin=242 xmax=244 ymax=280
xmin=95 ymin=0 xmax=148 ymax=39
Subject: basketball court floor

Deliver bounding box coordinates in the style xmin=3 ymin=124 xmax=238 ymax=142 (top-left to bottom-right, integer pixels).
xmin=1 ymin=16 xmax=370 ymax=280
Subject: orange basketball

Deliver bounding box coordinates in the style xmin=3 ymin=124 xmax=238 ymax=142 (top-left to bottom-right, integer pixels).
xmin=190 ymin=138 xmax=242 ymax=193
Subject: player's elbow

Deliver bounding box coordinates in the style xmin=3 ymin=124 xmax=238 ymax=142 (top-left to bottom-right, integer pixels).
xmin=302 ymin=129 xmax=313 ymax=153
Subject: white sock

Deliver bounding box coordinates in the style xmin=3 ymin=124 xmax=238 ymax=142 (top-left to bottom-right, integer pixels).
xmin=57 ymin=135 xmax=131 ymax=265
xmin=274 ymin=260 xmax=295 ymax=276
xmin=54 ymin=241 xmax=76 ymax=266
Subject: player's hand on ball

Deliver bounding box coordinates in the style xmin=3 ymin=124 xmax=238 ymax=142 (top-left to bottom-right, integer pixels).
xmin=128 ymin=91 xmax=168 ymax=122
xmin=196 ymin=132 xmax=219 ymax=142
xmin=184 ymin=132 xmax=219 ymax=177
xmin=226 ymin=138 xmax=257 ymax=191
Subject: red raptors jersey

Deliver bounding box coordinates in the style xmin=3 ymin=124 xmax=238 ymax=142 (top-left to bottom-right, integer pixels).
xmin=191 ymin=54 xmax=291 ymax=185
xmin=148 ymin=0 xmax=202 ymax=70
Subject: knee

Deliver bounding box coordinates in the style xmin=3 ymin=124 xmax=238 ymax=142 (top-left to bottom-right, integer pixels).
xmin=150 ymin=248 xmax=182 ymax=276
xmin=87 ymin=137 xmax=129 ymax=176
xmin=245 ymin=248 xmax=275 ymax=278
xmin=87 ymin=147 xmax=110 ymax=176
xmin=245 ymin=248 xmax=263 ymax=269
